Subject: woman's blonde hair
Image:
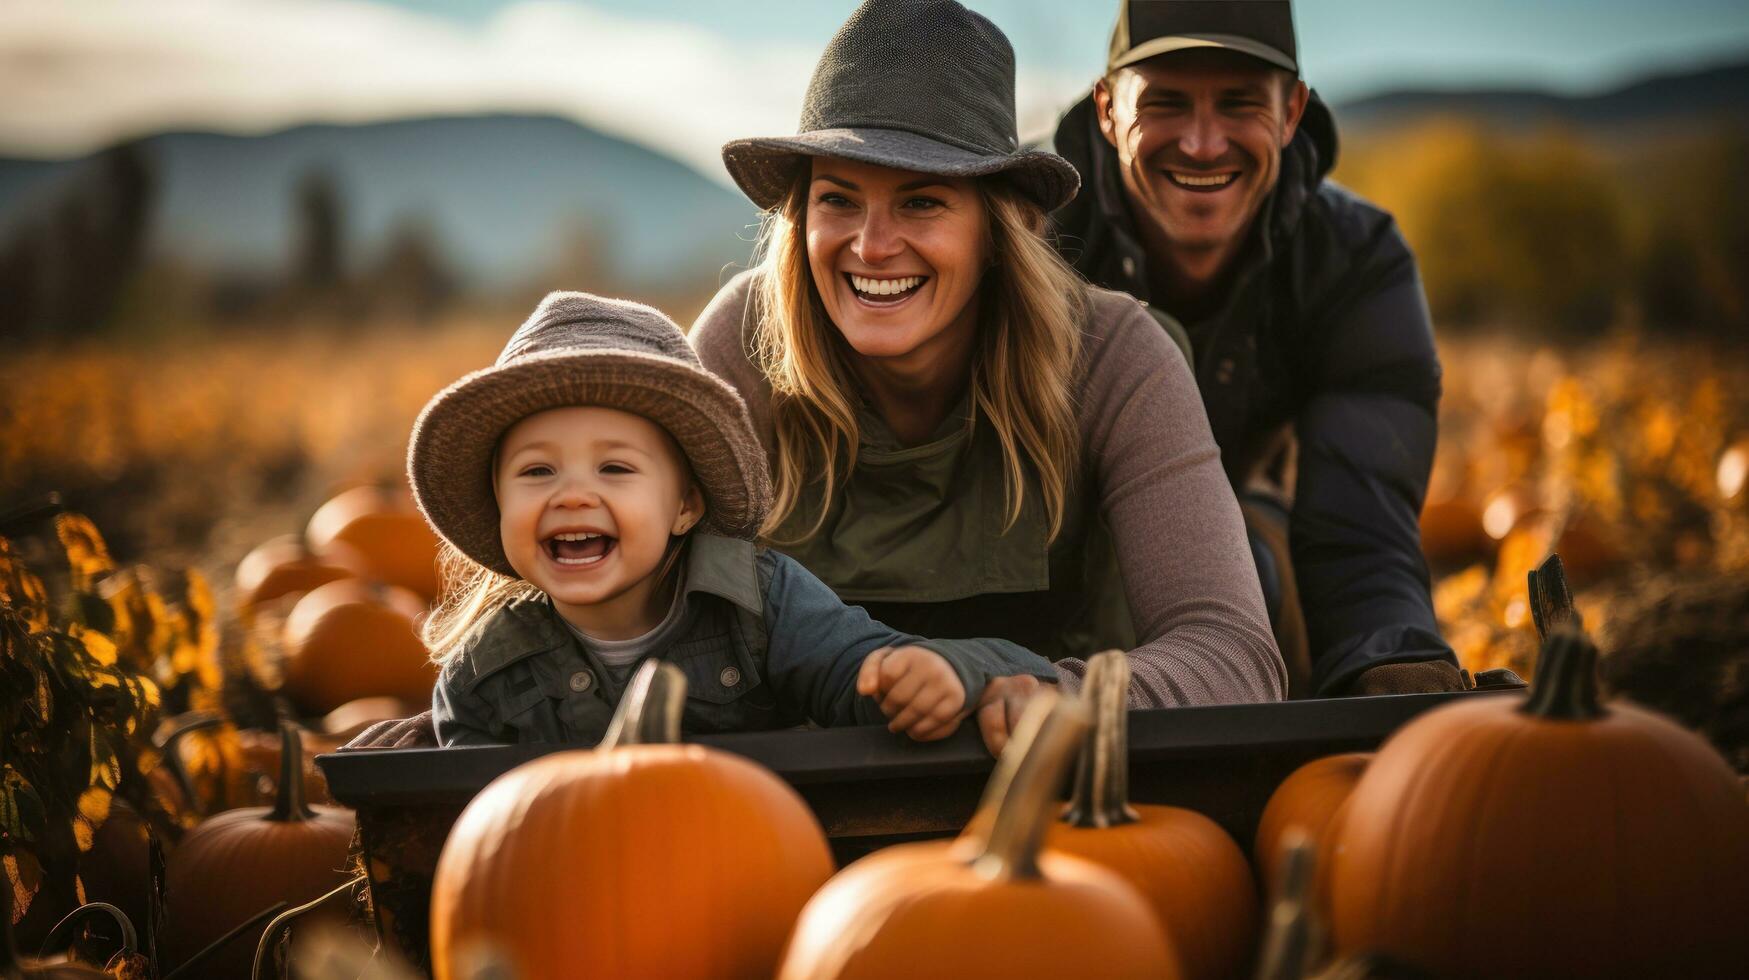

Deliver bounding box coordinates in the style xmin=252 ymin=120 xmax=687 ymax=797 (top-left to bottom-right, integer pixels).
xmin=750 ymin=170 xmax=1086 ymax=542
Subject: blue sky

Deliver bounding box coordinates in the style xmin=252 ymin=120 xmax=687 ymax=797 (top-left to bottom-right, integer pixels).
xmin=381 ymin=0 xmax=1749 ymax=99
xmin=3 ymin=0 xmax=1746 ymax=179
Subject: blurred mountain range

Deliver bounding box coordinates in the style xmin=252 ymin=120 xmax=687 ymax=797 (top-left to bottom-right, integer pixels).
xmin=1338 ymin=59 xmax=1749 ymax=132
xmin=0 ymin=58 xmax=1744 ymax=301
xmin=0 ymin=114 xmax=760 ymax=293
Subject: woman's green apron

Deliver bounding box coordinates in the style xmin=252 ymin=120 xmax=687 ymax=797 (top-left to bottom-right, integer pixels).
xmin=772 ymin=400 xmax=1135 ymax=662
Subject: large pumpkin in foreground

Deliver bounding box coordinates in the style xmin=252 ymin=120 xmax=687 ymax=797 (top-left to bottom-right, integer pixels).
xmin=1328 ymin=629 xmax=1749 ymax=977
xmin=779 ymin=692 xmax=1177 ymax=980
xmin=1046 ymin=651 xmax=1256 ymax=980
xmin=430 ymin=662 xmax=833 ymax=980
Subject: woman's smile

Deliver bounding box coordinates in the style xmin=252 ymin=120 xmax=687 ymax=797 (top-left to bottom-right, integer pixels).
xmin=844 ymin=272 xmax=931 ymax=309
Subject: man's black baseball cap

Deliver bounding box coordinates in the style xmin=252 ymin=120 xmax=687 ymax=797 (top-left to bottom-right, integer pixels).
xmin=1108 ymin=0 xmax=1299 ymax=75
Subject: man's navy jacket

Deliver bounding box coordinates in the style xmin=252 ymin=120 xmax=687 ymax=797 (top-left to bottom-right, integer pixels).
xmin=1048 ymin=91 xmax=1458 ymax=695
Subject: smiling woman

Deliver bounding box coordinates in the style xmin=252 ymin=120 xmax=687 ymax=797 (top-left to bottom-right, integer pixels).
xmin=695 ymin=0 xmax=1285 ymax=723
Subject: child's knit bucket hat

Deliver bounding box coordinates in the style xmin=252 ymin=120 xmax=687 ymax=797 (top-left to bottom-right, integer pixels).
xmin=407 ymin=291 xmax=771 ymax=576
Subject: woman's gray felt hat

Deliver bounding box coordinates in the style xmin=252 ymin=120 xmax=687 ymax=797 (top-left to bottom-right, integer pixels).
xmin=722 ymin=0 xmax=1080 ymax=212
xmin=407 ymin=291 xmax=772 ymax=576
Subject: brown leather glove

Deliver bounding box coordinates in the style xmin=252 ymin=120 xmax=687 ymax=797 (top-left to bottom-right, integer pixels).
xmin=1345 ymin=660 xmax=1473 ymax=696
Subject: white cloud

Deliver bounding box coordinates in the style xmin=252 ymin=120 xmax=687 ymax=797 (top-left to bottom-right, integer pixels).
xmin=0 ymin=0 xmax=1087 ymax=183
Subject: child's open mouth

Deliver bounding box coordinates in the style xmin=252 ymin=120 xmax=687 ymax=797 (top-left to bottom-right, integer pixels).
xmin=545 ymin=531 xmax=616 ymax=566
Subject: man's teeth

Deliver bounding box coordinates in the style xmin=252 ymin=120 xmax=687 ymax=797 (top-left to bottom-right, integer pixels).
xmin=1170 ymin=172 xmax=1235 ymax=187
xmin=851 ymin=274 xmax=923 ymax=296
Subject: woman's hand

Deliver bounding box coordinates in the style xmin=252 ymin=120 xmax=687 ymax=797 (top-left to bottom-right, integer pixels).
xmin=857 ymin=646 xmax=967 ymax=741
xmin=974 ymin=674 xmax=1050 ymax=755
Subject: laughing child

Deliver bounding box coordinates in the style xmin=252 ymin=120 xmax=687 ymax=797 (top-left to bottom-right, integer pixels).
xmin=409 ymin=291 xmax=1057 ymax=750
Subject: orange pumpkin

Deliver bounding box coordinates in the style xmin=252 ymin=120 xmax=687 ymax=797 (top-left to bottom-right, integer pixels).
xmin=160 ymin=725 xmax=355 ymax=979
xmin=232 ymin=534 xmax=361 ymax=619
xmin=1327 ymin=629 xmax=1749 ymax=977
xmin=306 ymin=485 xmax=441 ymax=600
xmin=1417 ymin=499 xmax=1489 ymax=567
xmin=1253 ymin=835 xmax=1423 ymax=980
xmin=75 ymin=801 xmax=154 ymax=941
xmin=280 ymin=579 xmax=434 ymax=714
xmin=430 ymin=661 xmax=834 ymax=980
xmin=780 ymin=690 xmax=1178 ymax=980
xmin=319 ymin=696 xmax=416 ymax=742
xmin=1254 ymin=753 xmax=1371 ymax=893
xmin=1045 ymin=651 xmax=1257 ymax=980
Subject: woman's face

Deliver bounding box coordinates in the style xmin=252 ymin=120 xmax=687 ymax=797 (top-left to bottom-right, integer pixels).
xmin=805 ymin=158 xmax=990 ymax=368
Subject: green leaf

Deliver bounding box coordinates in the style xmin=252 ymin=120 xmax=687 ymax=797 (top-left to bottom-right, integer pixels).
xmin=28 ymin=662 xmax=53 ymax=726
xmin=0 ymin=766 xmax=46 ymax=845
xmin=89 ymin=727 xmax=122 ymax=791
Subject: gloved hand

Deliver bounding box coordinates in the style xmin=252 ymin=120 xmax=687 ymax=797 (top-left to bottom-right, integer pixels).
xmin=1345 ymin=660 xmax=1473 ymax=696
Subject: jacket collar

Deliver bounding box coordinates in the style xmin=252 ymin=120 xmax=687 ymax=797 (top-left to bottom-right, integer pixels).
xmin=679 ymin=533 xmax=763 ymax=616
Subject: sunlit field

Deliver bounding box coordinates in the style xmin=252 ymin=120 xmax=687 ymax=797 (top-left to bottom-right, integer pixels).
xmin=5 ymin=315 xmax=1745 ymax=683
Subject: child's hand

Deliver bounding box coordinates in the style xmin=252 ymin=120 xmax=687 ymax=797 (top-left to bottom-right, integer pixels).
xmin=856 ymin=646 xmax=967 ymax=741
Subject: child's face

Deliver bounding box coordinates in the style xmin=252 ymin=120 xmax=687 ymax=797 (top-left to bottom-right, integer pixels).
xmin=494 ymin=407 xmax=705 ymax=629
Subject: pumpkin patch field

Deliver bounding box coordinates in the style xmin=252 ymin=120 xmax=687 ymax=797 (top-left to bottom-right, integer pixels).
xmin=3 ymin=320 xmax=1747 ymax=978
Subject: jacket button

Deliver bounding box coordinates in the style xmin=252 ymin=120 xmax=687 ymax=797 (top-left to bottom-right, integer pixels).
xmin=1216 ymin=358 xmax=1235 ymax=385
xmin=568 ymin=670 xmax=594 ymax=693
xmin=719 ymin=666 xmax=742 ymax=688
xmin=1121 ymin=256 xmax=1137 ymax=278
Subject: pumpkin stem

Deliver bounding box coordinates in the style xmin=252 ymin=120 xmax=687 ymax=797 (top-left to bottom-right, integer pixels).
xmin=600 ymin=659 xmax=686 ymax=749
xmin=1521 ymin=628 xmax=1605 ymax=721
xmin=966 ymin=690 xmax=1091 ymax=882
xmin=267 ymin=722 xmax=317 ymax=822
xmin=1062 ymin=650 xmax=1139 ymax=828
xmin=1527 ymin=554 xmax=1580 ymax=641
xmin=1254 ymin=831 xmax=1319 ymax=980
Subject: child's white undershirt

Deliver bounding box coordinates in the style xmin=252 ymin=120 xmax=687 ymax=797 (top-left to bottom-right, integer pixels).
xmin=558 ymin=576 xmax=688 ymax=686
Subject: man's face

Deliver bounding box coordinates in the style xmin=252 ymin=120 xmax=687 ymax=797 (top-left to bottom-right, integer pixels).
xmin=1096 ymin=49 xmax=1308 ymax=264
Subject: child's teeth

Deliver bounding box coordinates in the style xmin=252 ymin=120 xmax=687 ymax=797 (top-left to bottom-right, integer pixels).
xmin=549 ymin=532 xmax=611 ymax=564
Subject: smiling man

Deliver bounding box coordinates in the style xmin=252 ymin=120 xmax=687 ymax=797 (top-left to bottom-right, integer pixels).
xmin=1050 ymin=0 xmax=1466 ymax=698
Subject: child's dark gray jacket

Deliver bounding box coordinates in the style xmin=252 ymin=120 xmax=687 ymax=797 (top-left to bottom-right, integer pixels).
xmin=431 ymin=534 xmax=1058 ymax=745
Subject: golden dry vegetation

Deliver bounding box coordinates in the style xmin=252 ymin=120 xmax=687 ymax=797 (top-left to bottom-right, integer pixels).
xmin=3 ymin=313 xmax=1745 ymax=685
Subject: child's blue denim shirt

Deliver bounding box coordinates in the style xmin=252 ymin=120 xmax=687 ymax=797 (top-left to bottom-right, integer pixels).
xmin=431 ymin=534 xmax=1058 ymax=745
